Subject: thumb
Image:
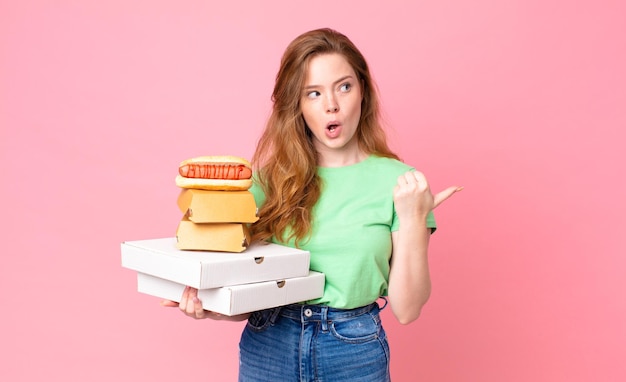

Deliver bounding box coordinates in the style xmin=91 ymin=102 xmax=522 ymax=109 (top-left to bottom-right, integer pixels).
xmin=433 ymin=186 xmax=463 ymax=209
xmin=160 ymin=299 xmax=179 ymax=308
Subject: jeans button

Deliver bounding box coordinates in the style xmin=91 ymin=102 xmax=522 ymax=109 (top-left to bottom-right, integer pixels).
xmin=304 ymin=308 xmax=313 ymax=317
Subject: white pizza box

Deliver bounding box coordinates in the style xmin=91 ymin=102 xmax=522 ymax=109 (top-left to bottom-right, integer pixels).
xmin=136 ymin=271 xmax=325 ymax=316
xmin=121 ymin=237 xmax=310 ymax=289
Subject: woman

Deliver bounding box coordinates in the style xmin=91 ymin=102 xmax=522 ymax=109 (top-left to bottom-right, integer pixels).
xmin=165 ymin=28 xmax=461 ymax=381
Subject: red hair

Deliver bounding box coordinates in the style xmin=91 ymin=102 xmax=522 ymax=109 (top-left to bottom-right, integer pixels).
xmin=251 ymin=28 xmax=399 ymax=246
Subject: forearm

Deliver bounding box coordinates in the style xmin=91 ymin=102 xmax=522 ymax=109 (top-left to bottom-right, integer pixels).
xmin=388 ymin=220 xmax=432 ymax=325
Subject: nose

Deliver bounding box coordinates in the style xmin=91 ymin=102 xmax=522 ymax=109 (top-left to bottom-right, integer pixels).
xmin=325 ymin=95 xmax=339 ymax=113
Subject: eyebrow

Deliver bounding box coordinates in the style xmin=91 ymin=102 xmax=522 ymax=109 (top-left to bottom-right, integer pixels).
xmin=303 ymin=75 xmax=354 ymax=91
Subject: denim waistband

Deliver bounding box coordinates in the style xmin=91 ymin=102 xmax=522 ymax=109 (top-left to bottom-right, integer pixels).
xmin=278 ymin=301 xmax=379 ymax=323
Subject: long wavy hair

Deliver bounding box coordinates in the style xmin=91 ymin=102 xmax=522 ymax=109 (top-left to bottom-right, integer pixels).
xmin=250 ymin=28 xmax=399 ymax=246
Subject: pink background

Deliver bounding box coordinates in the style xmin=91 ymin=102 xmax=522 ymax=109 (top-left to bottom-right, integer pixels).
xmin=2 ymin=1 xmax=625 ymax=381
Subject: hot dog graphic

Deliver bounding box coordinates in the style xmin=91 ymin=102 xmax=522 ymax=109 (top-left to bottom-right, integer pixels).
xmin=175 ymin=156 xmax=253 ymax=190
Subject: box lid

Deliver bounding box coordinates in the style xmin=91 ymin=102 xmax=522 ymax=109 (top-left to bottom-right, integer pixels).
xmin=121 ymin=237 xmax=311 ymax=289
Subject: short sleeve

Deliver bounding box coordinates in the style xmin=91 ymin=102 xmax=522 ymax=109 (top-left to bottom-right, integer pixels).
xmin=248 ymin=174 xmax=266 ymax=209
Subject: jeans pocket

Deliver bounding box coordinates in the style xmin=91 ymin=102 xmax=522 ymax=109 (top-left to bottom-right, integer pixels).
xmin=246 ymin=309 xmax=276 ymax=333
xmin=329 ymin=312 xmax=381 ymax=344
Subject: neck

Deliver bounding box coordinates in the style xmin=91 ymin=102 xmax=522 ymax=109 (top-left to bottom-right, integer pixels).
xmin=317 ymin=148 xmax=368 ymax=168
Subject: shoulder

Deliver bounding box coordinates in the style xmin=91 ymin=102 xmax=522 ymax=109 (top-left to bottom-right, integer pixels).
xmin=343 ymin=155 xmax=414 ymax=189
xmin=365 ymin=155 xmax=414 ymax=175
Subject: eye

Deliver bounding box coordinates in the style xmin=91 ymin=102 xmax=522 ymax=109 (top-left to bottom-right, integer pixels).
xmin=306 ymin=90 xmax=321 ymax=99
xmin=339 ymin=82 xmax=352 ymax=92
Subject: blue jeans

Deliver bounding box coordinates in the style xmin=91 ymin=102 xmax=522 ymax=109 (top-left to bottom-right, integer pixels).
xmin=238 ymin=301 xmax=390 ymax=382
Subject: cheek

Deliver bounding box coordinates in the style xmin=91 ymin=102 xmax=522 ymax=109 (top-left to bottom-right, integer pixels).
xmin=344 ymin=95 xmax=362 ymax=116
xmin=301 ymin=105 xmax=319 ymax=127
xmin=348 ymin=102 xmax=362 ymax=122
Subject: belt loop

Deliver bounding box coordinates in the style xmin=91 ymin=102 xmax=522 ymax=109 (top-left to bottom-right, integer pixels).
xmin=321 ymin=306 xmax=329 ymax=331
xmin=269 ymin=306 xmax=282 ymax=324
xmin=379 ymin=297 xmax=388 ymax=311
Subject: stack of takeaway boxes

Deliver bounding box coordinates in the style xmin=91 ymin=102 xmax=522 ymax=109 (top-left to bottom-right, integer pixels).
xmin=121 ymin=186 xmax=325 ymax=316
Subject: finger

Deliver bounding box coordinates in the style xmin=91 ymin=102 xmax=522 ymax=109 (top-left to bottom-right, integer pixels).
xmin=398 ymin=171 xmax=422 ymax=188
xmin=404 ymin=172 xmax=417 ymax=183
xmin=411 ymin=170 xmax=427 ymax=184
xmin=160 ymin=300 xmax=179 ymax=308
xmin=193 ymin=296 xmax=205 ymax=319
xmin=179 ymin=286 xmax=190 ymax=312
xmin=397 ymin=174 xmax=409 ymax=186
xmin=433 ymin=186 xmax=463 ymax=209
xmin=408 ymin=171 xmax=430 ymax=190
xmin=185 ymin=288 xmax=199 ymax=315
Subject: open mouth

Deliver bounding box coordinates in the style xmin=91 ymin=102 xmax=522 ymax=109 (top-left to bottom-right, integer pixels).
xmin=327 ymin=123 xmax=339 ymax=132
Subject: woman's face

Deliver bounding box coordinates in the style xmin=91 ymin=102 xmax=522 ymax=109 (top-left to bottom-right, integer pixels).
xmin=300 ymin=53 xmax=363 ymax=161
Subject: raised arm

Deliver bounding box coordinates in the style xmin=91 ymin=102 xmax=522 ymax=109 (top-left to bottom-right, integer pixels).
xmin=387 ymin=170 xmax=461 ymax=324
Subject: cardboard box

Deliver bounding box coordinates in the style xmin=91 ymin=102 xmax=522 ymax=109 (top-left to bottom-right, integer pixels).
xmin=121 ymin=237 xmax=311 ymax=289
xmin=175 ymin=215 xmax=250 ymax=252
xmin=136 ymin=271 xmax=325 ymax=316
xmin=177 ymin=189 xmax=259 ymax=223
